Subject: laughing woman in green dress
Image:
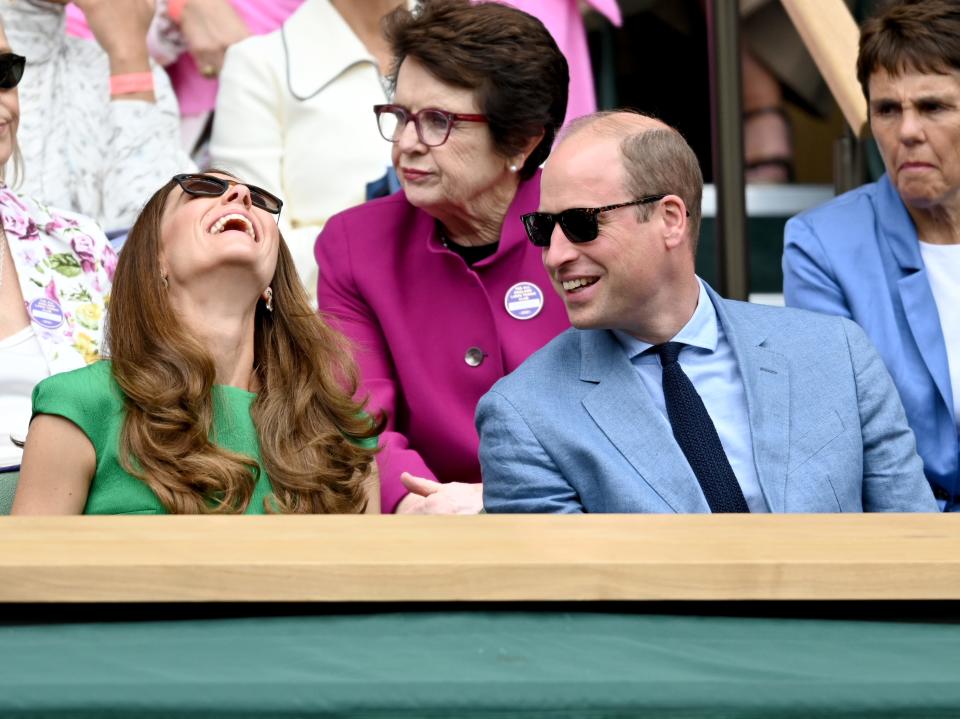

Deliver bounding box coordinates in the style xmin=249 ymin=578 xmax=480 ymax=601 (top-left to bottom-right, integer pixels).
xmin=14 ymin=172 xmax=382 ymax=515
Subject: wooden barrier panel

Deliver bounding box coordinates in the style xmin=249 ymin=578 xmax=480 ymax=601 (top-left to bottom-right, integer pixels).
xmin=2 ymin=514 xmax=959 ymax=602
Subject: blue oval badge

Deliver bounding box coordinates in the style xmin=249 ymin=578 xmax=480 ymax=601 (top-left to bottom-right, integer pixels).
xmin=29 ymin=298 xmax=65 ymax=329
xmin=504 ymin=282 xmax=544 ymax=320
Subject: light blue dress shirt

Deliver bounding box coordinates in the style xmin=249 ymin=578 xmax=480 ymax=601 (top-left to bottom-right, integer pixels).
xmin=613 ymin=278 xmax=768 ymax=512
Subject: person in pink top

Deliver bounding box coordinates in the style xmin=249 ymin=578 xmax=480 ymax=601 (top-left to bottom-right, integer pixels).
xmin=316 ymin=0 xmax=571 ymax=514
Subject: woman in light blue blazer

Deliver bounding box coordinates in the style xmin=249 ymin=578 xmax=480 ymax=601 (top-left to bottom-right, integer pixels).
xmin=783 ymin=0 xmax=960 ymax=509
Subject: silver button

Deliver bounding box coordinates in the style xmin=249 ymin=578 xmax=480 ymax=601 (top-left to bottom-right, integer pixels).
xmin=464 ymin=347 xmax=485 ymax=367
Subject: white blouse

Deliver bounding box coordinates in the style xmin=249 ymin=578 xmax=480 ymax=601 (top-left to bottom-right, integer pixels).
xmin=0 ymin=325 xmax=47 ymax=468
xmin=919 ymin=240 xmax=960 ymax=432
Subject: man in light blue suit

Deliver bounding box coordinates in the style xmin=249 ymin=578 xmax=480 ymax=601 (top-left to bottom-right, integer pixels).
xmin=477 ymin=111 xmax=936 ymax=514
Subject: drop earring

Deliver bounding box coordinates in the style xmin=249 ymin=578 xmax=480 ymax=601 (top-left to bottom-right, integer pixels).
xmin=262 ymin=287 xmax=274 ymax=312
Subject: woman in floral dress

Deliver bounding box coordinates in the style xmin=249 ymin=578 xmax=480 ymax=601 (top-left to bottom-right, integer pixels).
xmin=0 ymin=22 xmax=115 ymax=483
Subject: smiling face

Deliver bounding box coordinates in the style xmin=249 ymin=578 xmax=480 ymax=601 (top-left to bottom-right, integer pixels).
xmin=159 ymin=173 xmax=280 ymax=296
xmin=0 ymin=22 xmax=21 ymax=171
xmin=390 ymin=56 xmax=515 ymax=220
xmin=869 ymin=67 xmax=960 ymax=211
xmin=540 ymin=130 xmax=670 ymax=335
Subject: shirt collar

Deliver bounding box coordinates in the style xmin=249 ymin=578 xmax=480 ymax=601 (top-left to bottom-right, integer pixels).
xmin=283 ymin=0 xmax=379 ymax=100
xmin=614 ymin=277 xmax=718 ymax=360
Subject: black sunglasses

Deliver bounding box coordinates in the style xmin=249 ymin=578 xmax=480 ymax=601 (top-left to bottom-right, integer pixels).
xmin=0 ymin=53 xmax=26 ymax=90
xmin=173 ymin=174 xmax=283 ymax=216
xmin=522 ymin=195 xmax=668 ymax=248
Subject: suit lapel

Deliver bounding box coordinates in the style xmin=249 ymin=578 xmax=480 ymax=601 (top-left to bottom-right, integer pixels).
xmin=579 ymin=330 xmax=709 ymax=513
xmin=899 ymin=271 xmax=953 ymax=415
xmin=710 ymin=288 xmax=790 ymax=513
xmin=877 ymin=176 xmax=955 ymax=417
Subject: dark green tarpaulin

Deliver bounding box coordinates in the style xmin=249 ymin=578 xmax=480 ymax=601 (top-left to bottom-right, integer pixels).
xmin=1 ymin=612 xmax=958 ymax=718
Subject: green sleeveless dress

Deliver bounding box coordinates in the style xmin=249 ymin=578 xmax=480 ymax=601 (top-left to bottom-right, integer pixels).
xmin=31 ymin=361 xmax=376 ymax=514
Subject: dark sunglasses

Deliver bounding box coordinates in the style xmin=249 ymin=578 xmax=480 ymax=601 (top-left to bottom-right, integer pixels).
xmin=521 ymin=195 xmax=667 ymax=248
xmin=0 ymin=53 xmax=26 ymax=90
xmin=173 ymin=173 xmax=283 ymax=216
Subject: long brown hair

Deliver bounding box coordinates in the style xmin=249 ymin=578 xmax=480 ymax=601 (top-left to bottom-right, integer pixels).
xmin=106 ymin=177 xmax=383 ymax=513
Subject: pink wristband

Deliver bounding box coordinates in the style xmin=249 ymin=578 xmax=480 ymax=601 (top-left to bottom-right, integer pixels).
xmin=110 ymin=72 xmax=155 ymax=96
xmin=168 ymin=0 xmax=187 ymax=24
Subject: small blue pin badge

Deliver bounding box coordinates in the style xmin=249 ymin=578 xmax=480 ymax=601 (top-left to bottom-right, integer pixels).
xmin=29 ymin=298 xmax=65 ymax=329
xmin=504 ymin=281 xmax=544 ymax=320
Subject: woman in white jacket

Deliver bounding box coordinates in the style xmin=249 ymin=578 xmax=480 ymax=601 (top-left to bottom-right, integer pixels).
xmin=209 ymin=0 xmax=402 ymax=303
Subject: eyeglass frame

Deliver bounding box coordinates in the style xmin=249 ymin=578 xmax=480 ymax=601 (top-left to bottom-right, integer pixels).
xmin=373 ymin=103 xmax=488 ymax=147
xmin=0 ymin=53 xmax=26 ymax=90
xmin=172 ymin=173 xmax=284 ymax=217
xmin=522 ymin=195 xmax=685 ymax=248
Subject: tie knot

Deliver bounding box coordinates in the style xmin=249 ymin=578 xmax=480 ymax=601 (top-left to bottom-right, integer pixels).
xmin=656 ymin=341 xmax=684 ymax=366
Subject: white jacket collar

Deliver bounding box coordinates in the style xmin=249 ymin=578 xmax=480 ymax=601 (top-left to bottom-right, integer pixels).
xmin=282 ymin=0 xmax=379 ymax=99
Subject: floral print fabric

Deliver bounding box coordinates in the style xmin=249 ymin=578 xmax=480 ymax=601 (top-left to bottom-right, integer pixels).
xmin=1 ymin=187 xmax=115 ymax=374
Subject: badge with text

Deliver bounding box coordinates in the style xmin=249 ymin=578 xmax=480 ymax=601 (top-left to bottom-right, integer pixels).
xmin=29 ymin=298 xmax=65 ymax=329
xmin=504 ymin=282 xmax=544 ymax=320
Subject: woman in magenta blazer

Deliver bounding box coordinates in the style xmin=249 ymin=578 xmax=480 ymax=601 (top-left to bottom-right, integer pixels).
xmin=316 ymin=0 xmax=570 ymax=514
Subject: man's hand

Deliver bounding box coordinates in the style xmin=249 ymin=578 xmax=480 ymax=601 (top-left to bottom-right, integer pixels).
xmin=74 ymin=0 xmax=154 ymax=71
xmin=180 ymin=0 xmax=250 ymax=78
xmin=395 ymin=472 xmax=483 ymax=514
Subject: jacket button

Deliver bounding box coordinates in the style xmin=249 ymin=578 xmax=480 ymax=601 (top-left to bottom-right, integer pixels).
xmin=464 ymin=347 xmax=485 ymax=367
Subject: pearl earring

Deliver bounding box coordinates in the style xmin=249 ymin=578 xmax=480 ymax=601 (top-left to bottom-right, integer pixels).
xmin=509 ymin=163 xmax=519 ymax=173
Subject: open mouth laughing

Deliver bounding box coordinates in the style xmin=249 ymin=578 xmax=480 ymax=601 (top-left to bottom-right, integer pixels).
xmin=208 ymin=213 xmax=257 ymax=241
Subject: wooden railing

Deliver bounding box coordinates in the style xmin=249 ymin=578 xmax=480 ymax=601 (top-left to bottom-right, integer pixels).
xmin=2 ymin=514 xmax=958 ymax=602
xmin=781 ymin=0 xmax=868 ymax=134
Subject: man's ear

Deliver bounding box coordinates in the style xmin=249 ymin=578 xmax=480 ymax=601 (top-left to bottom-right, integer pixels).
xmin=660 ymin=195 xmax=689 ymax=249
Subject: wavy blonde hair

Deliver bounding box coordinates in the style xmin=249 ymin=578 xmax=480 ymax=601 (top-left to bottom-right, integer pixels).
xmin=106 ymin=176 xmax=383 ymax=513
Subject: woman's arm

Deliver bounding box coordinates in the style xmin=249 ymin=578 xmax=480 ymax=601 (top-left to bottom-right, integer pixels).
xmin=782 ymin=215 xmax=853 ymax=318
xmin=13 ymin=415 xmax=96 ymax=515
xmin=316 ymin=214 xmax=439 ymax=513
xmin=80 ymin=0 xmax=196 ymax=230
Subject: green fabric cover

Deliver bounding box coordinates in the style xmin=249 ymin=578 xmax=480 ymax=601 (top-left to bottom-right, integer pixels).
xmin=0 ymin=471 xmax=16 ymax=515
xmin=0 ymin=612 xmax=958 ymax=718
xmin=31 ymin=361 xmax=375 ymax=514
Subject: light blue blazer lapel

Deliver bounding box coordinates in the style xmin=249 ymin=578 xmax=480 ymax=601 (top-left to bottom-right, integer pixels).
xmin=708 ymin=286 xmax=790 ymax=513
xmin=878 ymin=176 xmax=955 ymax=419
xmin=578 ymin=329 xmax=709 ymax=513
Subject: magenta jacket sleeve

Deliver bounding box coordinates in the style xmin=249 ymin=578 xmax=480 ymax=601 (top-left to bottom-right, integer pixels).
xmin=315 ymin=212 xmax=435 ymax=513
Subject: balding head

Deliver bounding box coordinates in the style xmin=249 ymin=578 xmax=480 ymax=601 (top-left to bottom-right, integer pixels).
xmin=558 ymin=110 xmax=669 ymax=145
xmin=553 ymin=111 xmax=704 ymax=255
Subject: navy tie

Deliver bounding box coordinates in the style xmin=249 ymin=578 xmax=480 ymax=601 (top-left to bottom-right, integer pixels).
xmin=655 ymin=342 xmax=749 ymax=513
